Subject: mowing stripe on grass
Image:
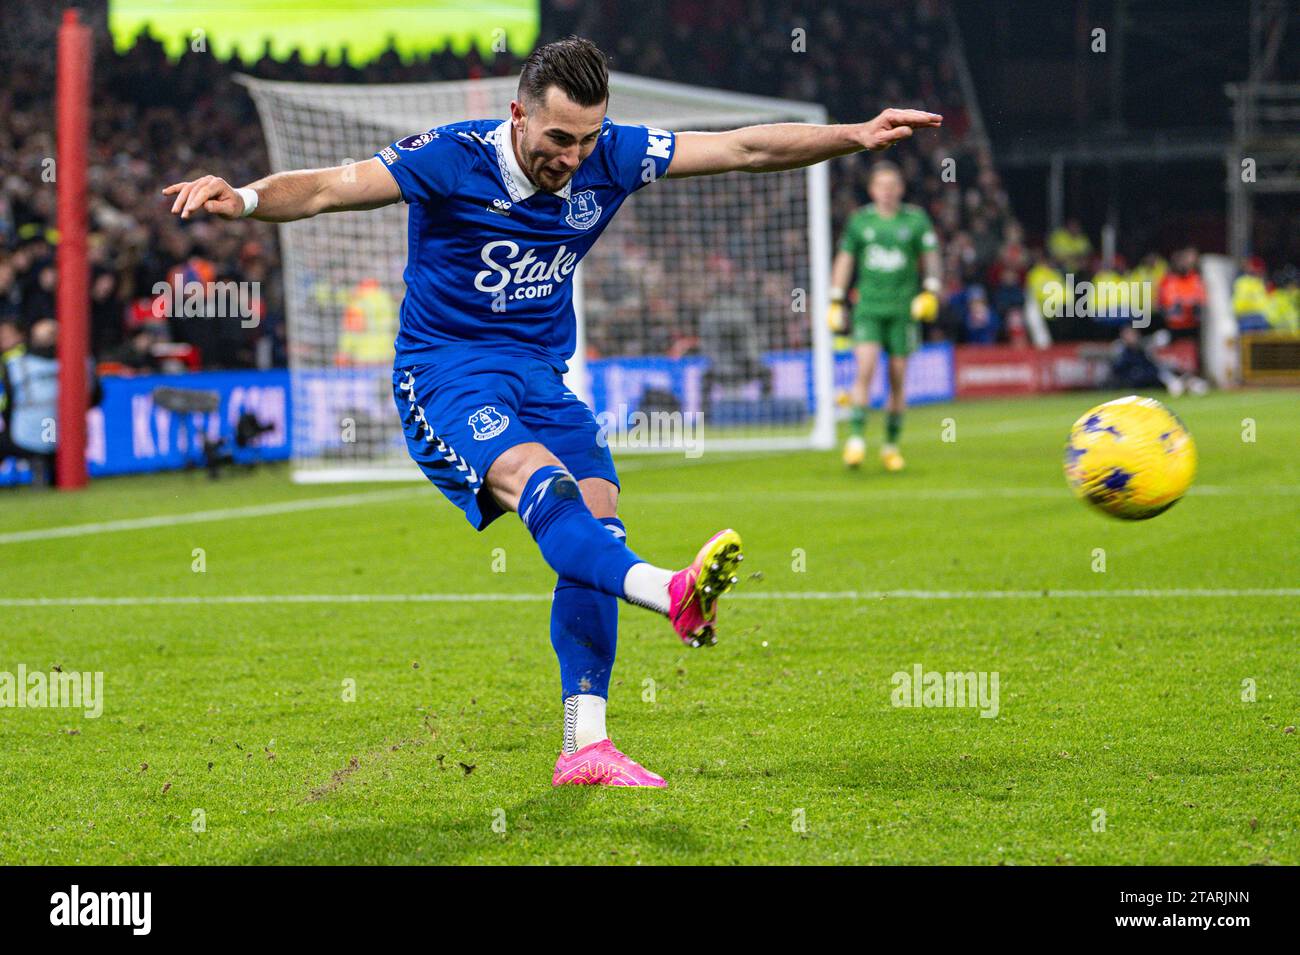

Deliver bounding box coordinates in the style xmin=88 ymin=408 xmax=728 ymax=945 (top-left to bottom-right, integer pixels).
xmin=2 ymin=588 xmax=1295 ymax=607
xmin=0 ymin=488 xmax=429 ymax=544
xmin=6 ymin=483 xmax=1296 ymax=545
xmin=630 ymin=485 xmax=1299 ymax=504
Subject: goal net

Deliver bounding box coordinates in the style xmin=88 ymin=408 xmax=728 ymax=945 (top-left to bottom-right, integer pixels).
xmin=238 ymin=72 xmax=833 ymax=481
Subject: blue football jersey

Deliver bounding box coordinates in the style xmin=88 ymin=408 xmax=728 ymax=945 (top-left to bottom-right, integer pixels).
xmin=376 ymin=118 xmax=675 ymax=370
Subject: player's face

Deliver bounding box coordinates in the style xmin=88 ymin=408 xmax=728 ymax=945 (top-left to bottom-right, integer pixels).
xmin=869 ymin=169 xmax=904 ymax=210
xmin=511 ymin=87 xmax=606 ymax=193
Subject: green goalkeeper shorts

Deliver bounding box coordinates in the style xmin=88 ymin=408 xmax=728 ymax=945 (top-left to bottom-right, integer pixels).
xmin=852 ymin=309 xmax=918 ymax=357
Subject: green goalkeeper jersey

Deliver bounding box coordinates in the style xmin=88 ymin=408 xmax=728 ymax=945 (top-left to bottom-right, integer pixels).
xmin=838 ymin=203 xmax=937 ymax=318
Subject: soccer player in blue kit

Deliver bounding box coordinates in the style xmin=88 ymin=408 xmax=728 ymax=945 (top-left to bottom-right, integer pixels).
xmin=164 ymin=37 xmax=941 ymax=787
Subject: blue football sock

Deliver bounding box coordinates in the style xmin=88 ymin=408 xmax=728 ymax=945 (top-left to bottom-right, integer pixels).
xmin=519 ymin=465 xmax=641 ymax=598
xmin=551 ymin=517 xmax=623 ymax=701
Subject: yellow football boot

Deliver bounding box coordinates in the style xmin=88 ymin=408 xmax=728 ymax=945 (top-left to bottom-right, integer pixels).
xmin=843 ymin=435 xmax=866 ymax=468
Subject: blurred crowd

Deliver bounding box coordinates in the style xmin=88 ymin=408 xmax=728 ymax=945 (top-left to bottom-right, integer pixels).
xmin=0 ymin=20 xmax=531 ymax=381
xmin=952 ymin=219 xmax=1300 ymax=351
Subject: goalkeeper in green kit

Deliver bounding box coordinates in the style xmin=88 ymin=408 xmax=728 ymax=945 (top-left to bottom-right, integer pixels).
xmin=829 ymin=161 xmax=941 ymax=471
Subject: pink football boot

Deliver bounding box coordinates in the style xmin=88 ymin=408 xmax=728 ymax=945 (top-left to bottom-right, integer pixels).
xmin=552 ymin=739 xmax=667 ymax=788
xmin=668 ymin=528 xmax=744 ymax=648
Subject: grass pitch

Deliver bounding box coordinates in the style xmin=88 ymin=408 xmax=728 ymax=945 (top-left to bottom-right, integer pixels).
xmin=1 ymin=389 xmax=1296 ymax=865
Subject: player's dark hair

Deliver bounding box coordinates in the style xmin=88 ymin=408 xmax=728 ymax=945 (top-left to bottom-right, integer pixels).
xmin=518 ymin=36 xmax=609 ymax=108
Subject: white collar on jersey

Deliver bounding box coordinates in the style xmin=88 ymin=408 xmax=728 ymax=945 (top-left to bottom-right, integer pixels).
xmin=493 ymin=120 xmax=573 ymax=202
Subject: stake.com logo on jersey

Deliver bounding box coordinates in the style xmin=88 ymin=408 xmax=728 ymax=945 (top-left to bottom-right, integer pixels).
xmin=468 ymin=126 xmax=668 ymax=305
xmin=474 ymin=240 xmax=580 ymax=302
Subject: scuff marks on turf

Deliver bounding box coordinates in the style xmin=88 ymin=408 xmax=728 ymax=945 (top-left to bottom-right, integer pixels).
xmin=307 ymin=755 xmax=361 ymax=802
xmin=303 ymin=717 xmax=452 ymax=802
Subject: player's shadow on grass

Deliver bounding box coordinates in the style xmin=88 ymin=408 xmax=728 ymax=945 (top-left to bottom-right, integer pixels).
xmin=237 ymin=790 xmax=710 ymax=864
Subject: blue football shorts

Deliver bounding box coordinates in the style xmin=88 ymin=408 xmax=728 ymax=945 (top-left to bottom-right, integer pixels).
xmin=393 ymin=349 xmax=617 ymax=530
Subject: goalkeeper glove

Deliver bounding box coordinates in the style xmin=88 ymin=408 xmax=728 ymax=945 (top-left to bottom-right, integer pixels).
xmin=911 ymin=278 xmax=942 ymax=322
xmin=828 ymin=291 xmax=849 ymax=335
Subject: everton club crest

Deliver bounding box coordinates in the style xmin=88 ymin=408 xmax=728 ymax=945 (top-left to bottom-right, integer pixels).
xmin=469 ymin=405 xmax=510 ymax=441
xmin=564 ymin=190 xmax=602 ymax=230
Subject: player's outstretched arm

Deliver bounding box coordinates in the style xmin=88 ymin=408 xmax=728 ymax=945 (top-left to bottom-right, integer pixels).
xmin=162 ymin=157 xmax=401 ymax=222
xmin=667 ymin=108 xmax=942 ymax=178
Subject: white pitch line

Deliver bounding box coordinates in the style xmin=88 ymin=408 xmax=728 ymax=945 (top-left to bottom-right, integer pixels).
xmin=1 ymin=588 xmax=1295 ymax=608
xmin=0 ymin=488 xmax=429 ymax=545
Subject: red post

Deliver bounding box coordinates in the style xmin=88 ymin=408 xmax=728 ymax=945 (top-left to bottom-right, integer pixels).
xmin=56 ymin=8 xmax=92 ymax=489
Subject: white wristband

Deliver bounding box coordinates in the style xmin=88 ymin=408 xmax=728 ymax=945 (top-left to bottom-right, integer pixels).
xmin=923 ymin=276 xmax=942 ymax=294
xmin=234 ymin=186 xmax=259 ymax=218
